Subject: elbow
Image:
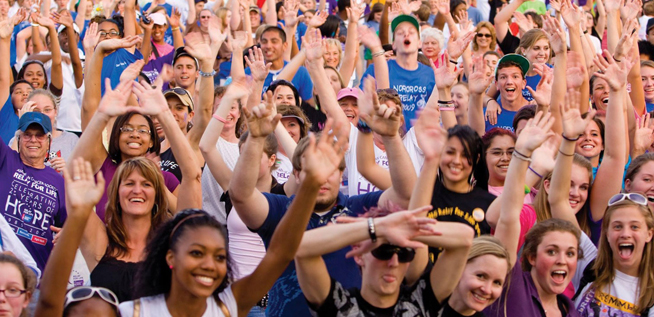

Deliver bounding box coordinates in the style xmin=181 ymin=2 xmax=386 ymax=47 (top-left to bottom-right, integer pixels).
xmin=460 ymin=225 xmax=475 ymax=248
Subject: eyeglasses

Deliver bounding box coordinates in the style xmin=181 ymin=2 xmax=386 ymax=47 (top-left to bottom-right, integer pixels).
xmin=0 ymin=288 xmax=27 ymax=298
xmin=99 ymin=30 xmax=120 ymax=38
xmin=22 ymin=132 xmax=48 ymax=141
xmin=64 ymin=287 xmax=119 ymax=309
xmin=200 ymin=15 xmax=212 ymax=19
xmin=370 ymin=244 xmax=416 ymax=263
xmin=608 ymin=193 xmax=648 ymax=206
xmin=476 ymin=33 xmax=492 ymax=38
xmin=119 ymin=126 xmax=151 ymax=135
xmin=488 ymin=149 xmax=514 ymax=157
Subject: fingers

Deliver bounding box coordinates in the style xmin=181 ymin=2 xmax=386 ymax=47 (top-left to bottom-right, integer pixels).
xmin=409 ymin=205 xmax=434 ymax=216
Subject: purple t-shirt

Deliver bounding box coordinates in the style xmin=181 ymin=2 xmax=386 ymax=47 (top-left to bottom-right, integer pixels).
xmin=95 ymin=157 xmax=180 ymax=222
xmin=0 ymin=138 xmax=66 ymax=272
xmin=141 ymin=50 xmax=174 ymax=85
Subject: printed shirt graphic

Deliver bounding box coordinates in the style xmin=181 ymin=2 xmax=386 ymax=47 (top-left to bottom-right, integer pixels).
xmin=0 ymin=139 xmax=66 ymax=272
xmin=345 ymin=125 xmax=388 ymax=196
xmin=361 ymin=60 xmax=435 ymax=130
xmin=576 ymin=270 xmax=654 ymax=317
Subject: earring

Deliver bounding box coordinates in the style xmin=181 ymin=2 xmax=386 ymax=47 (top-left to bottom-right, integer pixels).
xmin=169 ymin=265 xmax=173 ymax=269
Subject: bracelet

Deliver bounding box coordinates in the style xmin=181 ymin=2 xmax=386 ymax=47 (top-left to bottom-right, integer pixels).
xmin=357 ymin=119 xmax=372 ymax=134
xmin=558 ymin=149 xmax=575 ymax=157
xmin=437 ymin=100 xmax=454 ymax=105
xmin=31 ymin=23 xmax=40 ymax=27
xmin=512 ymin=149 xmax=532 ymax=162
xmin=613 ymin=55 xmax=622 ymax=63
xmin=171 ymin=26 xmax=180 ymax=31
xmin=439 ymin=107 xmax=455 ymax=111
xmin=199 ymin=69 xmax=217 ymax=77
xmin=583 ymin=30 xmax=588 ymax=34
xmin=449 ymin=59 xmax=458 ymax=65
xmin=561 ymin=133 xmax=580 ymax=142
xmin=367 ymin=217 xmax=377 ymax=242
xmin=484 ymin=98 xmax=493 ymax=108
xmin=372 ymin=50 xmax=385 ymax=58
xmin=212 ymin=114 xmax=227 ymax=123
xmin=528 ymin=166 xmax=543 ymax=179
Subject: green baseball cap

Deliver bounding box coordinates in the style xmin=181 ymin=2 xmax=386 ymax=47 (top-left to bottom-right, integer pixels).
xmin=495 ymin=54 xmax=530 ymax=79
xmin=391 ymin=15 xmax=420 ymax=38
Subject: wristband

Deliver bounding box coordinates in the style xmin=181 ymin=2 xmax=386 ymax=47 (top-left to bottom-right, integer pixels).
xmin=437 ymin=100 xmax=454 ymax=105
xmin=449 ymin=59 xmax=458 ymax=65
xmin=213 ymin=114 xmax=227 ymax=123
xmin=199 ymin=69 xmax=217 ymax=77
xmin=31 ymin=23 xmax=40 ymax=27
xmin=439 ymin=107 xmax=455 ymax=111
xmin=367 ymin=217 xmax=377 ymax=242
xmin=372 ymin=50 xmax=385 ymax=58
xmin=558 ymin=149 xmax=575 ymax=157
xmin=357 ymin=119 xmax=372 ymax=134
xmin=561 ymin=133 xmax=580 ymax=142
xmin=528 ymin=166 xmax=543 ymax=179
xmin=512 ymin=149 xmax=532 ymax=162
xmin=171 ymin=26 xmax=180 ymax=31
xmin=612 ymin=56 xmax=622 ymax=63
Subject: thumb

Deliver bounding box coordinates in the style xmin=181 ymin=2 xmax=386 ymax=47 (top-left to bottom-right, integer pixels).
xmin=50 ymin=225 xmax=61 ymax=233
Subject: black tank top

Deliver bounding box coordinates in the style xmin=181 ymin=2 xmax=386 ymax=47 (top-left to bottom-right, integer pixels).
xmin=90 ymin=257 xmax=140 ymax=302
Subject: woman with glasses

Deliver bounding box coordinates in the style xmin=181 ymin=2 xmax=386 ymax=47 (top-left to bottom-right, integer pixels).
xmin=70 ymin=79 xmax=203 ymax=302
xmin=471 ymin=22 xmax=496 ymax=60
xmin=34 ymin=158 xmax=120 ymax=317
xmin=0 ymin=253 xmax=36 ymax=317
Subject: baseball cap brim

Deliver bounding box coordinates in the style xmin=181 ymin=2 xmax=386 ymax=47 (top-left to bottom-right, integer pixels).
xmin=391 ymin=15 xmax=420 ymax=38
xmin=281 ymin=115 xmax=305 ymax=125
xmin=57 ymin=23 xmax=80 ymax=34
xmin=495 ymin=54 xmax=530 ymax=78
xmin=164 ymin=89 xmax=195 ymax=111
xmin=18 ymin=112 xmax=52 ymax=134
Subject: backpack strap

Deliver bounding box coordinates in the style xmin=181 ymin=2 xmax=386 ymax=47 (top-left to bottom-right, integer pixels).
xmin=572 ymin=259 xmax=596 ymax=301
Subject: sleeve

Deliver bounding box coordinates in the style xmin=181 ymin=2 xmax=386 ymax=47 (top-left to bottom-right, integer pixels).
xmin=306 ymin=277 xmax=345 ymax=316
xmin=498 ymin=31 xmax=520 ymax=55
xmin=118 ymin=300 xmax=135 ymax=317
xmin=358 ymin=64 xmax=376 ymax=89
xmin=293 ymin=67 xmax=314 ymax=102
xmin=0 ymin=96 xmax=17 ymax=146
xmin=517 ymin=205 xmax=536 ymax=250
xmin=217 ymin=285 xmax=239 ymax=316
xmin=572 ymin=232 xmax=598 ymax=291
xmin=346 ymin=191 xmax=383 ymax=216
xmin=163 ymin=171 xmax=180 ymax=192
xmin=0 ymin=214 xmax=42 ymax=279
xmin=254 ymin=193 xmax=292 ymax=241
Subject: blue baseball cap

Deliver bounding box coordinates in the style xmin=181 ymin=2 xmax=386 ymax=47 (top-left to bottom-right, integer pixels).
xmin=18 ymin=112 xmax=52 ymax=134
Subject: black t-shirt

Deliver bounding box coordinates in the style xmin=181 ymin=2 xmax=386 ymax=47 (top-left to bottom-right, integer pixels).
xmin=308 ymin=270 xmax=441 ymax=316
xmin=498 ymin=30 xmax=520 ymax=55
xmin=159 ymin=147 xmax=182 ymax=181
xmin=301 ymin=101 xmax=327 ymax=132
xmin=428 ymin=181 xmax=495 ymax=260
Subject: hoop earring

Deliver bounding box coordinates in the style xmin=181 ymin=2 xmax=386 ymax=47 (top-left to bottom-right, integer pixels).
xmin=152 ymin=204 xmax=159 ymax=216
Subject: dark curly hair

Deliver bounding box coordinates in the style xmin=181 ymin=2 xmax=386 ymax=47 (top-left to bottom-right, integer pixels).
xmin=135 ymin=209 xmax=234 ymax=300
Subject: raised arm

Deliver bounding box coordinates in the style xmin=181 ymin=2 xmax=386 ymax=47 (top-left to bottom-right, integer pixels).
xmin=359 ymin=25 xmax=389 ymax=89
xmin=264 ymin=0 xmax=276 ymax=26
xmin=33 ymin=14 xmax=63 ymax=93
xmin=356 ymin=131 xmax=391 ymax=190
xmin=339 ymin=4 xmax=363 ymax=83
xmin=0 ymin=15 xmax=16 ymax=107
xmin=543 ymin=15 xmax=567 ymax=134
xmin=123 ymin=0 xmax=136 ymax=37
xmin=281 ymin=0 xmax=299 ymax=61
xmin=493 ymin=0 xmax=524 ymax=43
xmin=229 ymin=92 xmax=279 ymax=230
xmin=74 ymin=0 xmax=88 ymax=29
xmin=34 ymin=159 xmax=105 ymax=317
xmin=467 ymin=55 xmax=492 ymax=136
xmin=560 ymin=0 xmax=590 ymax=114
xmin=169 ymin=9 xmax=185 ymax=49
xmin=495 ymin=112 xmax=554 ymax=267
xmin=588 ymin=51 xmax=633 ymax=221
xmin=185 ymin=0 xmax=196 ymax=26
xmin=359 ymin=77 xmax=416 ymax=208
xmin=232 ymin=119 xmax=349 ymax=316
xmin=53 ymin=10 xmax=84 ymax=88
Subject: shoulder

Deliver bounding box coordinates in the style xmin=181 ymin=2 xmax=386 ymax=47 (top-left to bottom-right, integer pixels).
xmin=214 ymin=285 xmax=239 ymax=316
xmin=119 ymin=294 xmax=167 ymax=317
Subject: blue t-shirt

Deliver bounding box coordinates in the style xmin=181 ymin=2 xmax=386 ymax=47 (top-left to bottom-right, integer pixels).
xmin=100 ymin=48 xmax=144 ymax=96
xmin=0 ymin=97 xmax=18 ymax=145
xmin=0 ymin=137 xmax=67 ymax=272
xmin=485 ymin=103 xmax=519 ymax=132
xmin=10 ymin=21 xmax=31 ymax=67
xmin=647 ymin=102 xmax=654 ymax=113
xmin=467 ymin=7 xmax=483 ymax=26
xmin=361 ymin=59 xmax=435 ymax=130
xmin=245 ymin=61 xmax=314 ymax=102
xmin=257 ymin=191 xmax=382 ymax=317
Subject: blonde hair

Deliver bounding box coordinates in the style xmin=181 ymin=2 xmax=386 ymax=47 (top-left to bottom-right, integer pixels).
xmin=472 ymin=22 xmax=497 ymax=52
xmin=592 ymin=200 xmax=654 ymax=313
xmin=324 ymin=38 xmax=343 ymax=67
xmin=516 ymin=29 xmax=552 ymax=64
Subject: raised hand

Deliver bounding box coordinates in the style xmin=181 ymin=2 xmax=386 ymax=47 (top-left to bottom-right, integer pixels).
xmin=526 ymin=65 xmax=552 ymax=106
xmin=83 ymin=22 xmax=100 ymax=50
xmin=530 ymin=135 xmax=558 ymax=175
xmin=358 ymin=24 xmax=383 ymax=50
xmin=51 ymin=10 xmax=74 ymax=28
xmin=96 ymin=35 xmax=141 ymax=53
xmin=434 ymin=0 xmax=449 ymax=15
xmin=512 ymin=11 xmax=532 ymax=34
xmin=224 ymin=77 xmax=252 ymax=101
xmin=549 ymin=0 xmax=562 ymax=12
xmin=633 ymin=114 xmax=654 ymax=156
xmin=543 ymin=15 xmax=566 ymax=55
xmin=184 ymin=31 xmax=214 ymax=62
xmin=377 ymin=206 xmax=439 ymax=249
xmin=63 ymin=158 xmax=105 ymax=213
xmin=282 ymin=0 xmax=300 ymax=27
xmin=467 ymin=56 xmax=492 ymax=94
xmin=359 ymin=76 xmax=404 ymax=137
xmin=231 ymin=30 xmax=249 ymax=53
xmin=244 ymin=46 xmax=272 ymax=82
xmin=132 ymin=79 xmax=170 ymax=116
xmin=389 ymin=2 xmax=401 ymax=21
xmin=604 ymin=0 xmax=621 ymax=12
xmin=303 ymin=28 xmax=324 ymax=62
xmin=97 ymin=78 xmax=139 ymax=117
xmin=415 ymin=104 xmax=447 ymax=160
xmin=614 ymin=19 xmax=638 ymax=61
xmin=168 ymin=7 xmax=181 ymax=28
xmin=119 ymin=59 xmax=145 ymax=82
xmin=566 ymin=51 xmax=585 ymax=90
xmin=301 ymin=118 xmax=349 ymax=185
xmin=18 ymin=101 xmax=36 ymax=118
xmin=242 ymin=91 xmax=281 ymax=138
xmin=514 ymin=111 xmax=555 ymax=153
xmin=560 ymin=88 xmax=596 ymax=139
xmin=593 ymin=49 xmax=636 ymax=91
xmin=621 ymin=0 xmax=642 ymax=22
xmin=32 ymin=12 xmax=55 ymax=28
xmin=139 ymin=13 xmax=154 ymax=31
xmin=447 ymin=30 xmax=475 ymax=60
xmin=307 ymin=10 xmax=328 ymax=28
xmin=560 ymin=0 xmax=581 ymax=29
xmin=0 ymin=17 xmax=13 ymax=39
xmin=346 ymin=2 xmax=365 ymax=23
xmin=207 ymin=15 xmax=229 ymax=51
xmin=457 ymin=10 xmax=472 ymax=32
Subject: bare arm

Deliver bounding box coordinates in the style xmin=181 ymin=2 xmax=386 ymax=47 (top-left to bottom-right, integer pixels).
xmin=356 ymin=131 xmax=391 ymax=190
xmin=467 ymin=56 xmax=491 ymax=136
xmin=0 ymin=18 xmax=13 ymax=107
xmin=74 ymin=0 xmax=87 ymax=29
xmin=493 ymin=0 xmax=524 ymax=43
xmin=543 ymin=15 xmax=567 ymax=135
xmin=338 ymin=5 xmax=362 ymax=83
xmin=264 ymin=0 xmax=276 ymax=25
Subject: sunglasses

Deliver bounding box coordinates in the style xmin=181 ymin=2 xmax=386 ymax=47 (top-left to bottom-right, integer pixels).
xmin=166 ymin=87 xmax=191 ymax=96
xmin=608 ymin=193 xmax=648 ymax=206
xmin=64 ymin=287 xmax=119 ymax=309
xmin=476 ymin=33 xmax=492 ymax=38
xmin=370 ymin=244 xmax=415 ymax=263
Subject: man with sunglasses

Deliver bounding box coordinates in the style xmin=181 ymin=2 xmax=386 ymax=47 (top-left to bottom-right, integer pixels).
xmin=0 ymin=112 xmax=67 ymax=273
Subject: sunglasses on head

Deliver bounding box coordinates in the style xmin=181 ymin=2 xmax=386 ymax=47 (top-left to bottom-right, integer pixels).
xmin=370 ymin=244 xmax=415 ymax=263
xmin=167 ymin=87 xmax=190 ymax=96
xmin=64 ymin=287 xmax=119 ymax=309
xmin=476 ymin=33 xmax=492 ymax=38
xmin=608 ymin=193 xmax=648 ymax=206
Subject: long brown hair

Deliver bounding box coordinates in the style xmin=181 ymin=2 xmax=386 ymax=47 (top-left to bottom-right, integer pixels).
xmin=591 ymin=200 xmax=654 ymax=313
xmin=104 ymin=157 xmax=170 ymax=258
xmin=521 ymin=218 xmax=582 ymax=272
xmin=533 ymin=154 xmax=593 ymax=236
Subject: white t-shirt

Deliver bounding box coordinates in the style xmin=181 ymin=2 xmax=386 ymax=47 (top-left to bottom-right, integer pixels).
xmin=575 ymin=270 xmax=654 ymax=317
xmin=119 ymin=286 xmax=237 ymax=317
xmin=273 ymin=152 xmax=292 ymax=184
xmin=202 ymin=138 xmax=240 ymax=224
xmin=44 ymin=50 xmax=86 ymax=133
xmin=226 ymin=207 xmax=265 ymax=280
xmin=345 ymin=124 xmax=388 ymax=196
xmin=402 ymin=128 xmax=423 ymax=175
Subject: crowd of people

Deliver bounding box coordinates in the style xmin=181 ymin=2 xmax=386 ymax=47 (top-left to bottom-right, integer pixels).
xmin=0 ymin=0 xmax=654 ymax=315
